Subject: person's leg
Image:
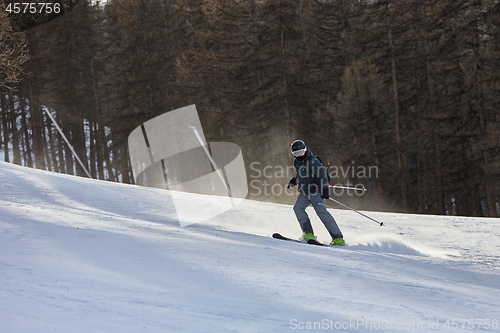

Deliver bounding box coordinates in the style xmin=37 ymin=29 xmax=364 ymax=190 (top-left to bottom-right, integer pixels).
xmin=293 ymin=194 xmax=313 ymax=234
xmin=309 ymin=193 xmax=343 ymax=238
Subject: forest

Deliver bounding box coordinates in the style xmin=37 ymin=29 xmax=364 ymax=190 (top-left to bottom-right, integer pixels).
xmin=1 ymin=0 xmax=499 ymax=217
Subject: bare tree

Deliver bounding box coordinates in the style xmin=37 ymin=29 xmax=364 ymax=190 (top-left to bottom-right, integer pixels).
xmin=0 ymin=7 xmax=29 ymax=90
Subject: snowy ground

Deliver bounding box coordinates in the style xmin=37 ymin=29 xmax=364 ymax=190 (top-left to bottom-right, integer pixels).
xmin=0 ymin=161 xmax=499 ymax=333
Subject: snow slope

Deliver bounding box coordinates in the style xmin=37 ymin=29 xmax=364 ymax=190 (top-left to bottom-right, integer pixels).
xmin=0 ymin=161 xmax=499 ymax=333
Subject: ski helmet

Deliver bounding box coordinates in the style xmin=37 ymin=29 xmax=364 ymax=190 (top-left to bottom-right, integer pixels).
xmin=291 ymin=140 xmax=307 ymax=157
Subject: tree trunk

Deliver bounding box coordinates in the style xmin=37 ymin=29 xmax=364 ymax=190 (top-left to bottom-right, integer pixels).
xmin=0 ymin=94 xmax=10 ymax=163
xmin=19 ymin=95 xmax=33 ymax=167
xmin=28 ymin=83 xmax=47 ymax=170
xmin=420 ymin=1 xmax=445 ymax=214
xmin=385 ymin=2 xmax=407 ymax=211
xmin=7 ymin=91 xmax=22 ymax=165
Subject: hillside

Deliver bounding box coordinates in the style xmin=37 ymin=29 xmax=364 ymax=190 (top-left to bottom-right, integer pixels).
xmin=1 ymin=161 xmax=499 ymax=333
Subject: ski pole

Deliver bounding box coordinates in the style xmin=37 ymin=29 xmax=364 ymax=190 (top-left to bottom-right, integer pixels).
xmin=329 ymin=184 xmax=367 ymax=192
xmin=328 ymin=197 xmax=384 ymax=226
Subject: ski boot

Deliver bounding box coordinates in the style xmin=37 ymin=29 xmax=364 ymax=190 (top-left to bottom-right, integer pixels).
xmin=331 ymin=237 xmax=345 ymax=246
xmin=299 ymin=232 xmax=316 ymax=243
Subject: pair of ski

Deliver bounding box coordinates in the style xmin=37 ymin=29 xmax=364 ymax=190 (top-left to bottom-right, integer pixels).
xmin=272 ymin=233 xmax=335 ymax=247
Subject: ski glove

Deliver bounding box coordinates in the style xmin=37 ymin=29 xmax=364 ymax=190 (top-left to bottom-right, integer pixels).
xmin=321 ymin=187 xmax=330 ymax=200
xmin=287 ymin=177 xmax=297 ymax=189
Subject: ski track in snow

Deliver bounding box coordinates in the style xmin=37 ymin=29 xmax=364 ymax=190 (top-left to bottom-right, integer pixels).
xmin=0 ymin=161 xmax=499 ymax=333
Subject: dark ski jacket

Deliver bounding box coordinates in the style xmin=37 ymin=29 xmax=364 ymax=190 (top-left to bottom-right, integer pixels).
xmin=293 ymin=150 xmax=329 ymax=195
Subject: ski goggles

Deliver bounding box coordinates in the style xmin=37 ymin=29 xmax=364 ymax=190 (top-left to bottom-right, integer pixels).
xmin=291 ymin=148 xmax=306 ymax=157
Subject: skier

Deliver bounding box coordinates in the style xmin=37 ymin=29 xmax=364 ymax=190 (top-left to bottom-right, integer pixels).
xmin=287 ymin=140 xmax=345 ymax=245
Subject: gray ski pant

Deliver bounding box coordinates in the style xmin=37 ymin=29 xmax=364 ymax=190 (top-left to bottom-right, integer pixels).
xmin=293 ymin=193 xmax=343 ymax=239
